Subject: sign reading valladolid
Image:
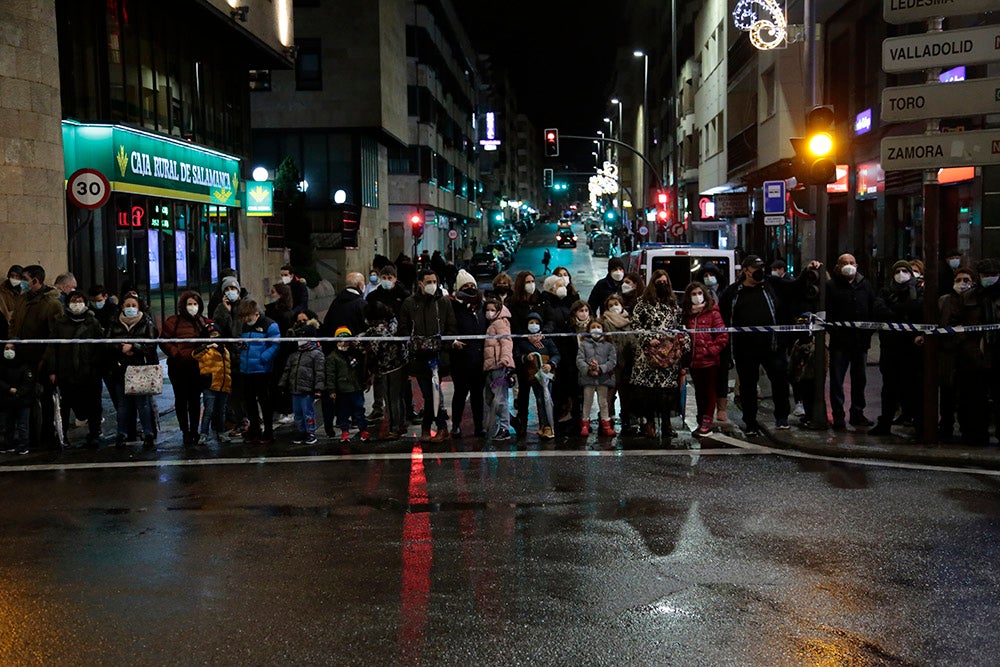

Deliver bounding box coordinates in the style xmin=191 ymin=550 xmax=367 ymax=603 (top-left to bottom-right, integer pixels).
xmin=881 ymin=128 xmax=1000 ymax=171
xmin=883 ymin=0 xmax=997 ymax=24
xmin=62 ymin=120 xmax=241 ymax=207
xmin=882 ymin=25 xmax=1000 ymax=73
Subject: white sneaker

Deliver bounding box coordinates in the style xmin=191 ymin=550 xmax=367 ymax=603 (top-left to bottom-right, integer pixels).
xmin=277 ymin=414 xmax=295 ymax=425
xmin=793 ymin=402 xmax=805 ymax=417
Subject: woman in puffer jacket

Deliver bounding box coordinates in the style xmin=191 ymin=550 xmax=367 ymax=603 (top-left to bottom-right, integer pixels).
xmin=482 ymin=297 xmax=514 ymax=440
xmin=107 ymin=293 xmax=159 ymax=449
xmin=160 ymin=290 xmax=207 ymax=446
xmin=682 ymin=281 xmax=729 ymax=435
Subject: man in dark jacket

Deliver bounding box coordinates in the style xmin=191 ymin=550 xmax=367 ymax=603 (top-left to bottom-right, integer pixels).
xmin=366 ymin=264 xmax=410 ymax=316
xmin=399 ymin=268 xmax=458 ymax=442
xmin=319 ymin=272 xmax=367 ymax=435
xmin=280 ymin=265 xmax=309 ymax=314
xmin=826 ymin=253 xmax=879 ymax=429
xmin=587 ymin=256 xmax=625 ymax=315
xmin=719 ymin=254 xmax=819 ymax=435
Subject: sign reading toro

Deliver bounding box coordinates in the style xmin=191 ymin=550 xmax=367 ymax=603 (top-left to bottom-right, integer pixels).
xmin=62 ymin=120 xmax=242 ymax=207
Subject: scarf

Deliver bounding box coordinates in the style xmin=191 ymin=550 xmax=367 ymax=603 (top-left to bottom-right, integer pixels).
xmin=119 ymin=312 xmax=144 ymax=329
xmin=601 ymin=309 xmax=629 ymax=329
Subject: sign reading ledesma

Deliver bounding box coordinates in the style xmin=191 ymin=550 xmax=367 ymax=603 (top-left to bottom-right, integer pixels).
xmin=883 ymin=0 xmax=998 ymax=25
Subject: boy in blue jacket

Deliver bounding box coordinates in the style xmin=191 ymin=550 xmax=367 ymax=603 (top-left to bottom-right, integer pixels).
xmin=238 ymin=300 xmax=280 ymax=444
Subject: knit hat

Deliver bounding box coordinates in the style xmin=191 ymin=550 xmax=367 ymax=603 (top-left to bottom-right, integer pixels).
xmin=221 ymin=276 xmax=239 ymax=291
xmin=455 ymin=269 xmax=476 ymax=290
xmin=892 ymin=260 xmax=913 ymax=272
xmin=607 ymin=256 xmax=625 ymax=271
xmin=526 ymin=311 xmax=542 ymax=324
xmin=334 ymin=326 xmax=352 ymax=338
xmin=295 ymin=322 xmax=319 ymax=338
xmin=202 ymin=321 xmax=219 ymax=336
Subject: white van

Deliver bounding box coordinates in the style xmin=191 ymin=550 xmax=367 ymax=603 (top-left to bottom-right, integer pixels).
xmin=623 ymin=244 xmax=737 ymax=294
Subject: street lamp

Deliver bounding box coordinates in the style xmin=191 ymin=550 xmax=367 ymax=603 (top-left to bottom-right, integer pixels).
xmin=634 ymin=49 xmax=650 ymax=237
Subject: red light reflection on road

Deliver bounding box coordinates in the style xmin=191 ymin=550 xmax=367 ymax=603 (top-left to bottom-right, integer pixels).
xmin=399 ymin=446 xmax=432 ymax=665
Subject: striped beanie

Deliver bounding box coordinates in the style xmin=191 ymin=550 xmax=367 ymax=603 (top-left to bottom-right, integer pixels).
xmin=334 ymin=326 xmax=352 ymax=338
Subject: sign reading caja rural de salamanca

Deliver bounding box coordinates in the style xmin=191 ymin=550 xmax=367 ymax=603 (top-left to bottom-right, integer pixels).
xmin=881 ymin=76 xmax=1000 ymax=122
xmin=882 ymin=25 xmax=1000 ymax=74
xmin=881 ymin=128 xmax=1000 ymax=171
xmin=883 ymin=0 xmax=997 ymax=25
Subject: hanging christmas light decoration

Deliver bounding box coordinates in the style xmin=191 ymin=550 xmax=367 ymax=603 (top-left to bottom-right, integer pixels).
xmin=588 ymin=162 xmax=620 ymax=209
xmin=733 ymin=0 xmax=786 ymax=50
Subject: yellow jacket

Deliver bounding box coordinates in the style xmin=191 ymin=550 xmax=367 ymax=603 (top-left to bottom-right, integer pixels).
xmin=192 ymin=343 xmax=232 ymax=393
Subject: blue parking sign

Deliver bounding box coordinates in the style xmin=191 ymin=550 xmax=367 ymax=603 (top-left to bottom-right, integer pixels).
xmin=763 ymin=180 xmax=786 ymax=215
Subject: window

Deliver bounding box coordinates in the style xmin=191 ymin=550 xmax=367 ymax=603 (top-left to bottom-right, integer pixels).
xmin=249 ymin=70 xmax=272 ymax=92
xmin=295 ymin=38 xmax=322 ymax=91
xmin=714 ymin=111 xmax=725 ymax=154
xmin=761 ymin=67 xmax=776 ymax=119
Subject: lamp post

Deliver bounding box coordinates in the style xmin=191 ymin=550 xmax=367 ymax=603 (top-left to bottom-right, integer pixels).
xmin=634 ymin=50 xmax=650 ymax=234
xmin=603 ymin=117 xmax=613 ymax=162
xmin=610 ymin=98 xmax=625 ymax=230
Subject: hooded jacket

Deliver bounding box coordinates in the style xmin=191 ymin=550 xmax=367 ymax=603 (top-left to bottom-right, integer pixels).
xmin=576 ymin=334 xmax=617 ymax=386
xmin=279 ymin=341 xmax=326 ymax=394
xmin=239 ymin=315 xmax=281 ymax=374
xmin=45 ymin=308 xmax=105 ymax=382
xmin=483 ymin=305 xmax=514 ymax=371
xmin=160 ymin=291 xmax=207 ymax=372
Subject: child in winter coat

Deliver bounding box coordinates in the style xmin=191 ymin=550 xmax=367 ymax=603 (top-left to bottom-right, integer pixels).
xmin=279 ymin=320 xmax=325 ymax=445
xmin=482 ymin=297 xmax=515 ymax=440
xmin=325 ymin=327 xmax=369 ymax=443
xmin=682 ymin=281 xmax=729 ymax=435
xmin=0 ymin=342 xmax=37 ymax=454
xmin=192 ymin=322 xmax=232 ymax=446
xmin=515 ymin=311 xmax=561 ymax=439
xmin=576 ymin=319 xmax=618 ymax=436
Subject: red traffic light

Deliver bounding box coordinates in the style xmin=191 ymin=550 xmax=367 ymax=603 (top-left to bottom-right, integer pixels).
xmin=657 ymin=192 xmax=668 ymax=205
xmin=657 ymin=210 xmax=669 ymax=221
xmin=543 ymin=128 xmax=559 ymax=157
xmin=410 ymin=214 xmax=422 ymax=225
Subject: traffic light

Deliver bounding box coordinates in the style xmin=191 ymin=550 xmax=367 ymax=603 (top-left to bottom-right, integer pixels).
xmin=656 ymin=189 xmax=674 ymax=228
xmin=543 ymin=168 xmax=554 ymax=188
xmin=543 ymin=128 xmax=559 ymax=157
xmin=790 ymin=105 xmax=837 ymax=184
xmin=410 ymin=213 xmax=424 ymax=241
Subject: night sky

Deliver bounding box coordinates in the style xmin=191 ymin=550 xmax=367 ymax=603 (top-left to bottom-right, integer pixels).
xmin=454 ymin=2 xmax=623 ymax=170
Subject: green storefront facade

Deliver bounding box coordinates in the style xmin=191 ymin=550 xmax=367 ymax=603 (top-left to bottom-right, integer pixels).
xmin=62 ymin=121 xmax=244 ymax=326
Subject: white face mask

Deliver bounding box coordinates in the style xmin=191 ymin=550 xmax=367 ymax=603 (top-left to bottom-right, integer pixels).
xmin=8 ymin=278 xmax=19 ymax=289
xmin=894 ymin=271 xmax=911 ymax=284
xmin=558 ymin=274 xmax=570 ymax=284
xmin=3 ymin=349 xmax=13 ymax=360
xmin=841 ymin=264 xmax=857 ymax=278
xmin=186 ymin=304 xmax=200 ymax=317
xmin=485 ymin=310 xmax=497 ymax=320
xmin=948 ymin=258 xmax=961 ymax=269
xmin=527 ymin=323 xmax=541 ymax=334
xmin=982 ymin=276 xmax=999 ymax=288
xmin=953 ymin=281 xmax=972 ymax=294
xmin=524 ymin=282 xmax=536 ymax=295
xmin=609 ymin=305 xmax=623 ymax=314
xmin=69 ymin=302 xmax=87 ymax=315
xmin=281 ymin=275 xmax=293 ymax=285
xmin=610 ymin=270 xmax=624 ymax=282
xmin=770 ymin=271 xmax=782 ymax=278
xmin=555 ymin=286 xmax=568 ymax=299
xmin=225 ymin=290 xmax=239 ymax=302
xmin=423 ymin=283 xmax=438 ymax=296
xmin=591 ymin=328 xmax=603 ymax=338
xmin=704 ymin=275 xmax=718 ymax=288
xmin=691 ymin=293 xmax=705 ymax=305
xmin=621 ymin=283 xmax=634 ymax=295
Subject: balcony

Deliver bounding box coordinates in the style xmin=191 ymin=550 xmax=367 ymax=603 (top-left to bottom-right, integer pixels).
xmin=727 ymin=124 xmax=758 ymax=175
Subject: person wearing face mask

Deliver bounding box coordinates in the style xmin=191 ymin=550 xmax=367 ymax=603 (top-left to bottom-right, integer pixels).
xmin=399 ymin=268 xmax=458 ymax=443
xmin=587 ymin=257 xmax=627 ymax=316
xmin=482 ymin=297 xmax=515 ymax=440
xmin=682 ymin=282 xmax=728 ymax=435
xmin=630 ymin=270 xmax=691 ymax=444
xmin=366 ymin=264 xmax=414 ymax=423
xmin=693 ymin=263 xmax=730 ymax=421
xmin=488 ymin=273 xmax=513 ymax=303
xmin=45 ymin=290 xmax=105 ymax=448
xmin=360 ymin=301 xmax=408 ymax=439
xmin=939 ymin=249 xmax=964 ymax=296
xmin=538 ymin=274 xmax=574 ymax=334
xmin=938 ymin=267 xmax=986 ymax=444
xmin=975 ymin=257 xmax=1000 ymax=444
xmin=279 ymin=265 xmax=309 ymax=315
xmin=0 ymin=264 xmax=23 ymax=325
xmin=207 ymin=270 xmax=247 ymax=321
xmin=600 ymin=295 xmax=635 ymax=432
xmin=619 ymin=272 xmax=645 ymax=313
xmin=576 ymin=319 xmax=618 ymax=437
xmin=508 ymin=271 xmax=540 ymax=436
xmin=449 ymin=270 xmax=487 ymax=438
xmin=0 ymin=342 xmax=37 ymax=454
xmin=265 ymin=282 xmax=297 ymax=427
xmin=86 ymin=285 xmax=117 ymax=333
xmin=718 ymin=255 xmax=819 ymax=435
xmin=107 ymin=294 xmax=159 ymax=449
xmin=212 ymin=275 xmax=250 ymax=435
xmin=552 ymin=266 xmax=579 ymax=300
xmin=868 ymin=260 xmax=925 ymax=437
xmin=769 ymin=260 xmax=791 ymax=281
xmin=363 ymin=269 xmax=380 ymax=298
xmin=237 ymin=299 xmax=281 ymax=445
xmin=516 ymin=312 xmax=560 ymax=438
xmin=160 ymin=291 xmax=208 ymax=447
xmin=825 ymin=253 xmax=879 ymax=430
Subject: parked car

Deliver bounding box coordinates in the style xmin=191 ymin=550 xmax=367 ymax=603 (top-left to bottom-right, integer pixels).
xmin=591 ymin=232 xmax=613 ymax=257
xmin=469 ymin=252 xmax=501 ymax=280
xmin=556 ymin=229 xmax=578 ymax=248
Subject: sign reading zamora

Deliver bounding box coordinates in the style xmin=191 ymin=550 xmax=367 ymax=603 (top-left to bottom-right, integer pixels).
xmin=62 ymin=121 xmax=242 ymax=207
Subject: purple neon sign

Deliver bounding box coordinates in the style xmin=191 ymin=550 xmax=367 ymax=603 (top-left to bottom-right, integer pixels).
xmin=939 ymin=66 xmax=965 ymax=83
xmin=854 ymin=108 xmax=872 ymax=136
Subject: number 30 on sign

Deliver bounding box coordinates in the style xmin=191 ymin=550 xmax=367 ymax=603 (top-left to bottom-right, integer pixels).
xmin=67 ymin=168 xmax=111 ymax=210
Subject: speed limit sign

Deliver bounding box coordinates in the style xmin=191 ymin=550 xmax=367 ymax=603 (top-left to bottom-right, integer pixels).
xmin=447 ymin=229 xmax=459 ymax=241
xmin=67 ymin=168 xmax=111 ymax=210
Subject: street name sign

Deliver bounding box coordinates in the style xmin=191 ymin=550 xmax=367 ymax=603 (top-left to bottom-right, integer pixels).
xmin=883 ymin=0 xmax=997 ymax=25
xmin=763 ymin=180 xmax=786 ymax=215
xmin=763 ymin=215 xmax=786 ymax=226
xmin=882 ymin=25 xmax=1000 ymax=73
xmin=880 ymin=128 xmax=1000 ymax=170
xmin=881 ymin=76 xmax=1000 ymax=122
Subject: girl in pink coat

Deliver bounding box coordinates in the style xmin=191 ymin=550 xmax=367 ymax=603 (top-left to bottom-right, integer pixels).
xmin=682 ymin=281 xmax=729 ymax=435
xmin=483 ymin=297 xmax=514 ymax=440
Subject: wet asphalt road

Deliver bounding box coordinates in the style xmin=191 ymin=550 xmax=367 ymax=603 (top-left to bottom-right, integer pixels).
xmin=2 ymin=450 xmax=1000 ymax=665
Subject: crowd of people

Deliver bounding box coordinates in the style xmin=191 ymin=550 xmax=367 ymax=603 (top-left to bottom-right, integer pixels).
xmin=2 ymin=247 xmax=999 ymax=454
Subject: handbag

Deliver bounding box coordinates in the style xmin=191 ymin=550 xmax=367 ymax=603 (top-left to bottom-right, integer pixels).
xmin=643 ymin=336 xmax=680 ymax=369
xmin=124 ymin=363 xmax=164 ymax=396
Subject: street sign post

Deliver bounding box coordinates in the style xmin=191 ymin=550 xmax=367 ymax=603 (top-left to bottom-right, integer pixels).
xmin=762 ymin=180 xmax=786 ymax=215
xmin=882 ymin=25 xmax=1000 ymax=74
xmin=881 ymin=128 xmax=1000 ymax=171
xmin=66 ymin=168 xmax=111 ymax=210
xmin=883 ymin=0 xmax=996 ymax=24
xmin=763 ymin=215 xmax=785 ymax=226
xmin=881 ymin=76 xmax=1000 ymax=122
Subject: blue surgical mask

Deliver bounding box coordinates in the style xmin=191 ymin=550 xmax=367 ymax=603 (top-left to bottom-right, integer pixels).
xmin=18 ymin=280 xmax=28 ymax=293
xmin=380 ymin=279 xmax=393 ymax=290
xmin=123 ymin=307 xmax=139 ymax=318
xmin=91 ymin=299 xmax=106 ymax=310
xmin=982 ymin=276 xmax=999 ymax=288
xmin=225 ymin=290 xmax=239 ymax=302
xmin=369 ymin=274 xmax=378 ymax=284
xmin=527 ymin=323 xmax=541 ymax=334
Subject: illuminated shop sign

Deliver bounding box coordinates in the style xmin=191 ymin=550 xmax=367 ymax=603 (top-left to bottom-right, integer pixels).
xmin=246 ymin=181 xmax=274 ymax=216
xmin=855 ymin=108 xmax=872 ymax=135
xmin=62 ymin=121 xmax=242 ymax=207
xmin=479 ymin=112 xmax=501 ymax=151
xmin=856 ymin=161 xmax=885 ymax=198
xmin=939 ymin=66 xmax=966 ymax=83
